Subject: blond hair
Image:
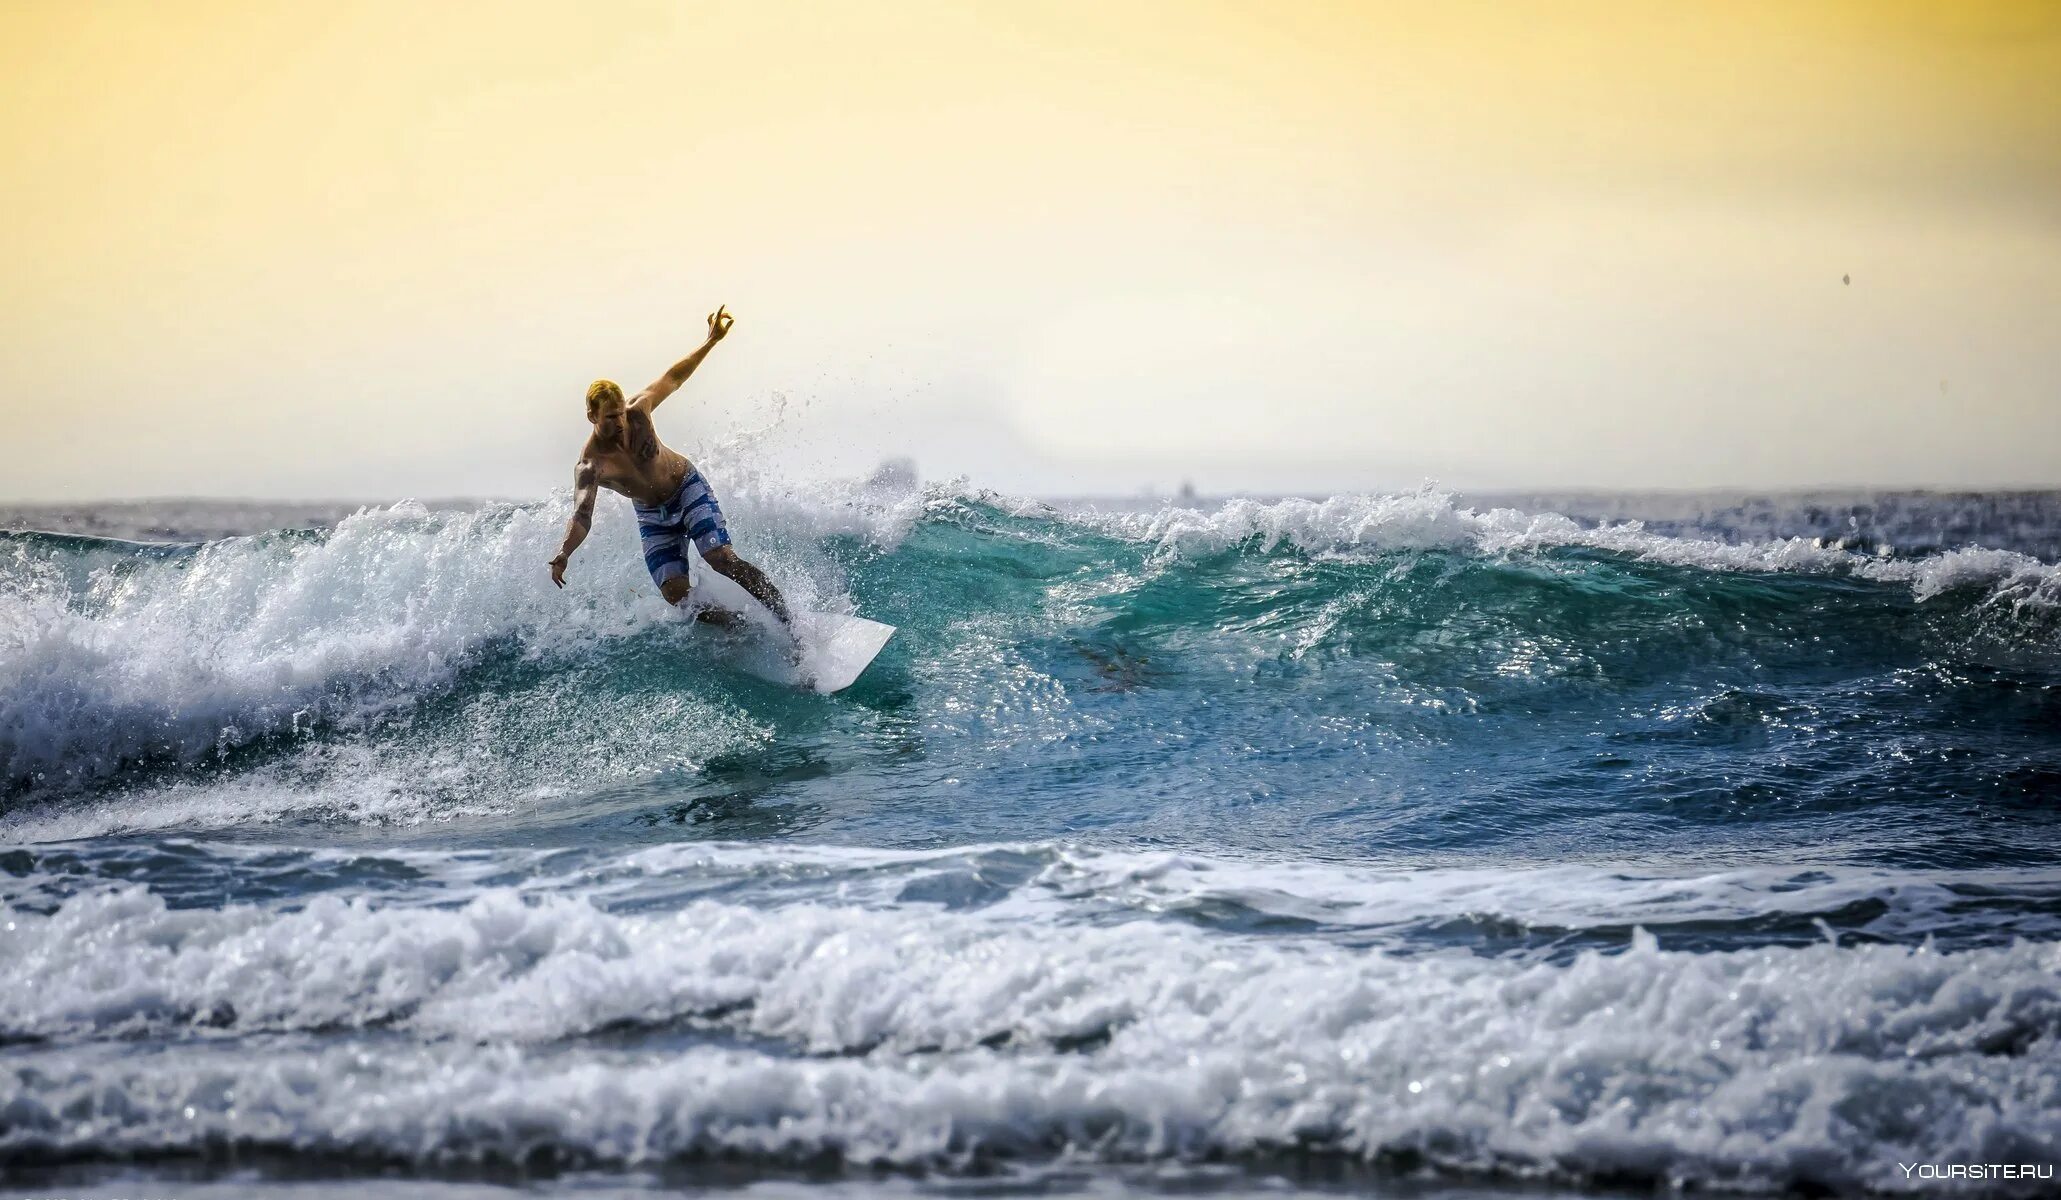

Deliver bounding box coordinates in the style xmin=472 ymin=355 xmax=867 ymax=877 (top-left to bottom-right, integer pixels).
xmin=585 ymin=379 xmax=624 ymax=420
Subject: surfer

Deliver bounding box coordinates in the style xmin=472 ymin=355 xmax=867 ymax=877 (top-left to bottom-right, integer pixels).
xmin=547 ymin=306 xmax=791 ymax=627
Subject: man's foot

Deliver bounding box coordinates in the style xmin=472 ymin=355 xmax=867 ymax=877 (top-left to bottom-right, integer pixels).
xmin=692 ymin=605 xmax=744 ymax=629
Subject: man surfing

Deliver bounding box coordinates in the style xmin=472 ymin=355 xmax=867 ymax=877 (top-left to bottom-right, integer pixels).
xmin=547 ymin=306 xmax=790 ymax=628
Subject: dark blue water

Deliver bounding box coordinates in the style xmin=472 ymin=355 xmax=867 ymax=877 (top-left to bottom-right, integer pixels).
xmin=3 ymin=486 xmax=2059 ymax=1197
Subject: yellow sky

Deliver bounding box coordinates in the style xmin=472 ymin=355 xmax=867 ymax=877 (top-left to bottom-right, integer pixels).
xmin=3 ymin=0 xmax=2058 ymax=499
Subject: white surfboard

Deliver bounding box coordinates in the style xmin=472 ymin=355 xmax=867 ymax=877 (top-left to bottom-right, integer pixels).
xmin=683 ymin=568 xmax=894 ymax=694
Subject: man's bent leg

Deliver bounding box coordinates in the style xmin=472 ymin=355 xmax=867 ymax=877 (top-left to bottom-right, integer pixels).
xmin=674 ymin=471 xmax=791 ymax=627
xmin=703 ymin=545 xmax=792 ymax=623
xmin=659 ymin=573 xmax=741 ymax=627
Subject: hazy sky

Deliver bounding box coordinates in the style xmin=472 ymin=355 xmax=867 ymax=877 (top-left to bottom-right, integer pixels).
xmin=3 ymin=0 xmax=2058 ymax=500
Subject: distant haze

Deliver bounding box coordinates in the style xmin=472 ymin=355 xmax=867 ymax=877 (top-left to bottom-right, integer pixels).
xmin=3 ymin=0 xmax=2058 ymax=501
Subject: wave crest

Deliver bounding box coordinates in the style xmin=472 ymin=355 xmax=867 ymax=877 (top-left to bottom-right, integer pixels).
xmin=5 ymin=487 xmax=2055 ymax=808
xmin=5 ymin=876 xmax=2058 ymax=1190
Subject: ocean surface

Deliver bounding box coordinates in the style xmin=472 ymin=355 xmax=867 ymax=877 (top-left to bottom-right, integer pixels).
xmin=3 ymin=481 xmax=2059 ymax=1197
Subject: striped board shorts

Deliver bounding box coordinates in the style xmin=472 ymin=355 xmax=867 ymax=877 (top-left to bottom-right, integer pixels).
xmin=633 ymin=468 xmax=732 ymax=588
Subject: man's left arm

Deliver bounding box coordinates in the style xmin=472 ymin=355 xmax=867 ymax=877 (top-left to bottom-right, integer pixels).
xmin=548 ymin=457 xmax=600 ymax=588
xmin=634 ymin=305 xmax=734 ymax=414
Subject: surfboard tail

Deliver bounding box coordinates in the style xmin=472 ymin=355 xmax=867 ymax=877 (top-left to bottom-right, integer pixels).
xmin=684 ymin=567 xmax=894 ymax=692
xmin=803 ymin=613 xmax=895 ymax=693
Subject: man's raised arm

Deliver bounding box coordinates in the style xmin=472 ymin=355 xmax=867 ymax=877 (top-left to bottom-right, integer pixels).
xmin=633 ymin=305 xmax=734 ymax=413
xmin=548 ymin=458 xmax=600 ymax=587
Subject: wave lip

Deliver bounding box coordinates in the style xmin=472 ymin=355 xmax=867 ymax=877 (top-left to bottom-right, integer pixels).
xmin=1094 ymin=487 xmax=2061 ymax=607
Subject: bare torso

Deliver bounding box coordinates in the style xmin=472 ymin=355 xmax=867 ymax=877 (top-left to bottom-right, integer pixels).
xmin=585 ymin=407 xmax=693 ymax=507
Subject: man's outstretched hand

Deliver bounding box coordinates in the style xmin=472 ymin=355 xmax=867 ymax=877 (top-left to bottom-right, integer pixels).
xmin=549 ymin=555 xmax=569 ymax=588
xmin=706 ymin=305 xmax=733 ymax=342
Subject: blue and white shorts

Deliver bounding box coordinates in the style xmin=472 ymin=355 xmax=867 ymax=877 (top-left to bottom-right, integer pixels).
xmin=633 ymin=468 xmax=732 ymax=588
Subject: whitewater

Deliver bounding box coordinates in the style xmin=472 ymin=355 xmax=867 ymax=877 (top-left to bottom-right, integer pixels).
xmin=3 ymin=479 xmax=2059 ymax=1197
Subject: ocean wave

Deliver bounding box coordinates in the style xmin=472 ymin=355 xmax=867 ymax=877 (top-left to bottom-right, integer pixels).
xmin=3 ymin=877 xmax=2057 ymax=1191
xmin=13 ymin=841 xmax=2061 ymax=958
xmin=1094 ymin=488 xmax=2061 ymax=608
xmin=11 ymin=851 xmax=2061 ymax=1044
xmin=0 ymin=500 xmax=719 ymax=796
xmin=4 ymin=486 xmax=2056 ymax=809
xmin=10 ymin=487 xmax=2061 ymax=1198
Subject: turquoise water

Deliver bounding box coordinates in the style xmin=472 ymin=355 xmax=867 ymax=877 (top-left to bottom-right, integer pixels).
xmin=3 ymin=485 xmax=2059 ymax=1196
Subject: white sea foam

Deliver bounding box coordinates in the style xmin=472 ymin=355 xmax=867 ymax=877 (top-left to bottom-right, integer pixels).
xmin=521 ymin=840 xmax=2061 ymax=947
xmin=2 ymin=877 xmax=2056 ymax=1191
xmin=0 ymin=494 xmax=848 ymax=797
xmin=1013 ymin=847 xmax=2061 ymax=944
xmin=0 ymin=502 xmax=636 ymax=787
xmin=16 ymin=837 xmax=2051 ymax=954
xmin=7 ymin=866 xmax=2060 ymax=1049
xmin=0 ymin=684 xmax=770 ymax=842
xmin=1091 ymin=487 xmax=2061 ymax=611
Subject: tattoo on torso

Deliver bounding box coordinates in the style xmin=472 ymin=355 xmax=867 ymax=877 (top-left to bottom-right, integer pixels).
xmin=627 ymin=410 xmax=660 ymax=462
